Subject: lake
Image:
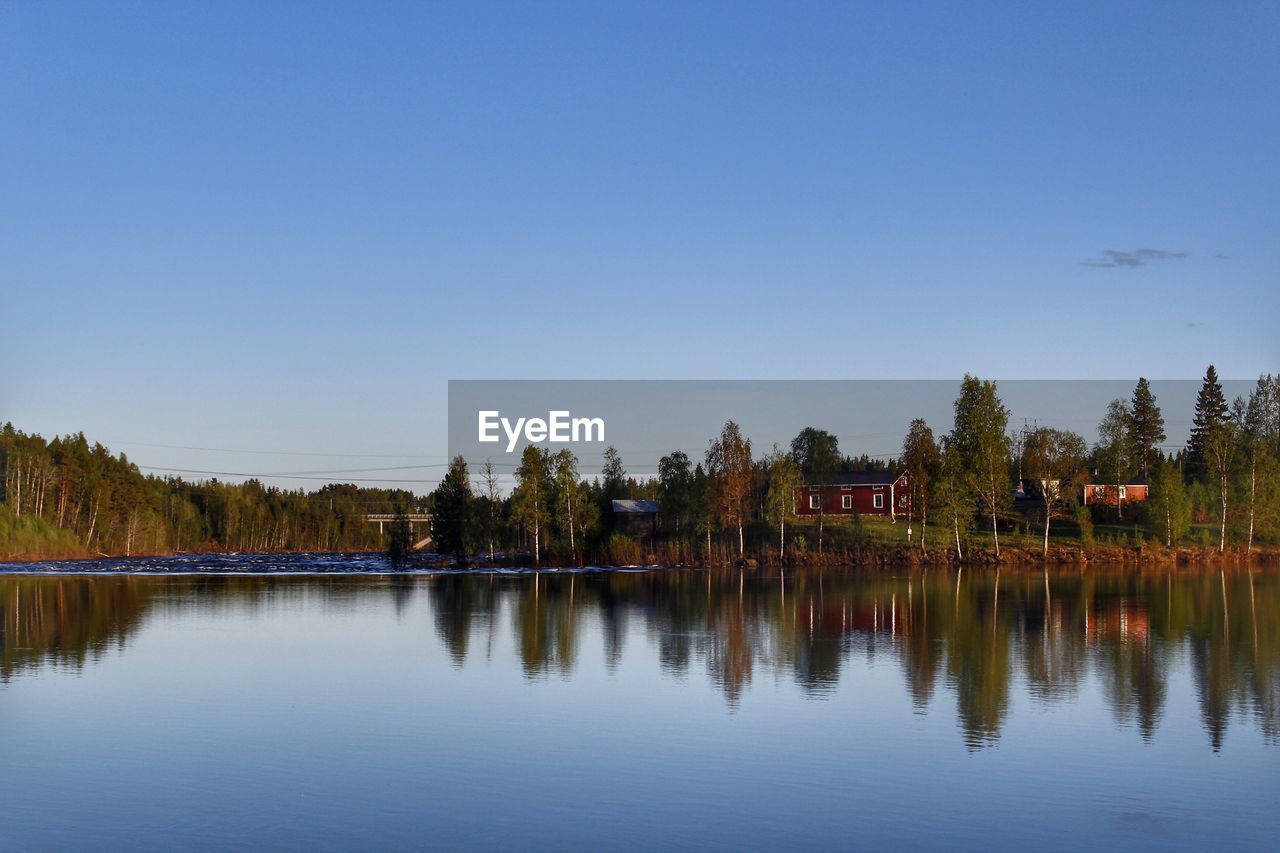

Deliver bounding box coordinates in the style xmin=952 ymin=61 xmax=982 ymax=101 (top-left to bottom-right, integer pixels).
xmin=2 ymin=558 xmax=1277 ymax=850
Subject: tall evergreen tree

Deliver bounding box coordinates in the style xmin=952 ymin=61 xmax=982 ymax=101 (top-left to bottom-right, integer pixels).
xmin=430 ymin=455 xmax=473 ymax=559
xmin=600 ymin=446 xmax=626 ymax=499
xmin=1187 ymin=365 xmax=1229 ymax=479
xmin=1128 ymin=378 xmax=1166 ymax=480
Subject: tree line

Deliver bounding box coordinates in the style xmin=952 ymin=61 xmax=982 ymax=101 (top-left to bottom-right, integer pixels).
xmin=430 ymin=368 xmax=1280 ymax=563
xmin=5 ymin=367 xmax=1277 ymax=562
xmin=0 ymin=425 xmax=425 ymax=559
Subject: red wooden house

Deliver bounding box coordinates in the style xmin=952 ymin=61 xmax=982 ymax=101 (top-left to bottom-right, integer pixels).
xmin=793 ymin=471 xmax=910 ymax=519
xmin=1082 ymin=478 xmax=1149 ymax=509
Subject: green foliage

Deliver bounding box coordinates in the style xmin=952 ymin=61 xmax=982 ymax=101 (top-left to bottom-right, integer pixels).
xmin=600 ymin=446 xmax=626 ymax=501
xmin=657 ymin=451 xmax=694 ymax=536
xmin=1187 ymin=365 xmax=1230 ymax=480
xmin=1096 ymin=398 xmax=1136 ymax=489
xmin=1128 ymin=378 xmax=1166 ymax=479
xmin=947 ymin=376 xmax=1011 ymax=548
xmin=935 ymin=445 xmax=974 ymax=553
xmin=606 ymin=532 xmax=643 ymax=566
xmin=429 ymin=456 xmax=473 ymax=558
xmin=764 ymin=446 xmax=802 ymax=556
xmin=0 ymin=423 xmax=421 ymax=559
xmin=386 ymin=505 xmax=413 ymax=568
xmin=706 ymin=420 xmax=752 ymax=555
xmin=790 ymin=427 xmax=840 ymax=478
xmin=511 ymin=446 xmax=552 ymax=562
xmin=1145 ymin=460 xmax=1191 ymax=546
xmin=901 ymin=418 xmax=941 ymax=548
xmin=552 ymin=449 xmax=596 ymax=563
xmin=1074 ymin=504 xmax=1095 ymax=546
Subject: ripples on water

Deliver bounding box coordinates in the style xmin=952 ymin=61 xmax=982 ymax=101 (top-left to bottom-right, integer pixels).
xmin=1 ymin=558 xmax=1276 ymax=850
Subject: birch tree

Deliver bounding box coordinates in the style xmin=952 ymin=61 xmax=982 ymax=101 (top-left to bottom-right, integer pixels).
xmin=901 ymin=418 xmax=941 ymax=553
xmin=552 ymin=449 xmax=594 ymax=565
xmin=481 ymin=459 xmax=500 ymax=562
xmin=706 ymin=420 xmax=753 ymax=557
xmin=764 ymin=445 xmax=801 ymax=560
xmin=1203 ymin=415 xmax=1237 ymax=553
xmin=512 ymin=446 xmax=552 ymax=564
xmin=947 ymin=376 xmax=1011 ymax=556
xmin=1021 ymin=427 xmax=1088 ymax=555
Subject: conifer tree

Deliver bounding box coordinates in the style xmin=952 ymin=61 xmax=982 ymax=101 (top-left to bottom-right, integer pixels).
xmin=1187 ymin=365 xmax=1229 ymax=479
xmin=1128 ymin=378 xmax=1166 ymax=480
xmin=430 ymin=455 xmax=473 ymax=559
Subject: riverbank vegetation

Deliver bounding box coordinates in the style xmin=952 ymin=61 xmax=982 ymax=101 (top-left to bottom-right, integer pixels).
xmin=427 ymin=368 xmax=1280 ymax=567
xmin=0 ymin=425 xmax=424 ymax=559
xmin=4 ymin=368 xmax=1277 ymax=565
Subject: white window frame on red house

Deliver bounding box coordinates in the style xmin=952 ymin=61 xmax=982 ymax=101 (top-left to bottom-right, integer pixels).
xmin=873 ymin=493 xmax=884 ymax=509
xmin=809 ymin=494 xmax=821 ymax=510
xmin=842 ymin=495 xmax=852 ymax=510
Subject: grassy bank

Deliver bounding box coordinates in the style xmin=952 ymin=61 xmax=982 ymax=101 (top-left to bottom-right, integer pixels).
xmin=0 ymin=505 xmax=89 ymax=561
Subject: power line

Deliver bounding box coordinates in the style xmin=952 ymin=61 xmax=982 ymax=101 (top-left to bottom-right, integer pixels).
xmin=103 ymin=439 xmax=447 ymax=459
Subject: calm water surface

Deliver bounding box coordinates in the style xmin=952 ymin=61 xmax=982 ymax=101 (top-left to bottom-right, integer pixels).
xmin=2 ymin=557 xmax=1277 ymax=851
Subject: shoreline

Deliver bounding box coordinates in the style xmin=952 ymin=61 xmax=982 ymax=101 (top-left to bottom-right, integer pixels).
xmin=3 ymin=544 xmax=1277 ymax=573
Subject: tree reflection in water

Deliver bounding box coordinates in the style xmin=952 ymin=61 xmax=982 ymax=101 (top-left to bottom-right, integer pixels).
xmin=1 ymin=566 xmax=1276 ymax=750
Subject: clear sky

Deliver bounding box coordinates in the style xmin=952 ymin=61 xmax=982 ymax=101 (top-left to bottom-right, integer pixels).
xmin=2 ymin=1 xmax=1276 ymax=489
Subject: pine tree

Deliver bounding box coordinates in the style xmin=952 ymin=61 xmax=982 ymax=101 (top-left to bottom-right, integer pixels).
xmin=430 ymin=455 xmax=473 ymax=559
xmin=1187 ymin=365 xmax=1229 ymax=479
xmin=1128 ymin=377 xmax=1166 ymax=480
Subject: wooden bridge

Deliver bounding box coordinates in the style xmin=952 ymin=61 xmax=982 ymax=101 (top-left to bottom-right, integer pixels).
xmin=365 ymin=513 xmax=433 ymax=551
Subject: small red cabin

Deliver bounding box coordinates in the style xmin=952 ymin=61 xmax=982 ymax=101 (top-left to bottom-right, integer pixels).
xmin=1082 ymin=480 xmax=1149 ymax=508
xmin=794 ymin=471 xmax=909 ymax=519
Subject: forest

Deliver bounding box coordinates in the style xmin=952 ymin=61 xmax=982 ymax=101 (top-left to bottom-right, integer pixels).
xmin=428 ymin=367 xmax=1280 ymax=565
xmin=0 ymin=427 xmax=425 ymax=559
xmin=3 ymin=367 xmax=1278 ymax=564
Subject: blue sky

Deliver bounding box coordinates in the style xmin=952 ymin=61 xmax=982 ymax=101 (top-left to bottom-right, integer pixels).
xmin=2 ymin=1 xmax=1276 ymax=488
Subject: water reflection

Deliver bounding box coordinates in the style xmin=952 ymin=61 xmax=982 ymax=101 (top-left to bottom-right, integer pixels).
xmin=2 ymin=567 xmax=1276 ymax=751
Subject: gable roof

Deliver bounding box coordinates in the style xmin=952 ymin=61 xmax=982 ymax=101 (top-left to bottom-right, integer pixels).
xmin=612 ymin=499 xmax=661 ymax=514
xmin=809 ymin=471 xmax=902 ymax=487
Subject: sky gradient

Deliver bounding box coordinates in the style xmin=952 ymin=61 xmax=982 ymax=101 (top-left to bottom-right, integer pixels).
xmin=2 ymin=1 xmax=1277 ymax=489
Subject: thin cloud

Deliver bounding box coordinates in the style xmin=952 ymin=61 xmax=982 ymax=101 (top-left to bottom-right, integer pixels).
xmin=1186 ymin=321 xmax=1206 ymax=328
xmin=1082 ymin=248 xmax=1191 ymax=268
xmin=1213 ymin=252 xmax=1230 ymax=260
